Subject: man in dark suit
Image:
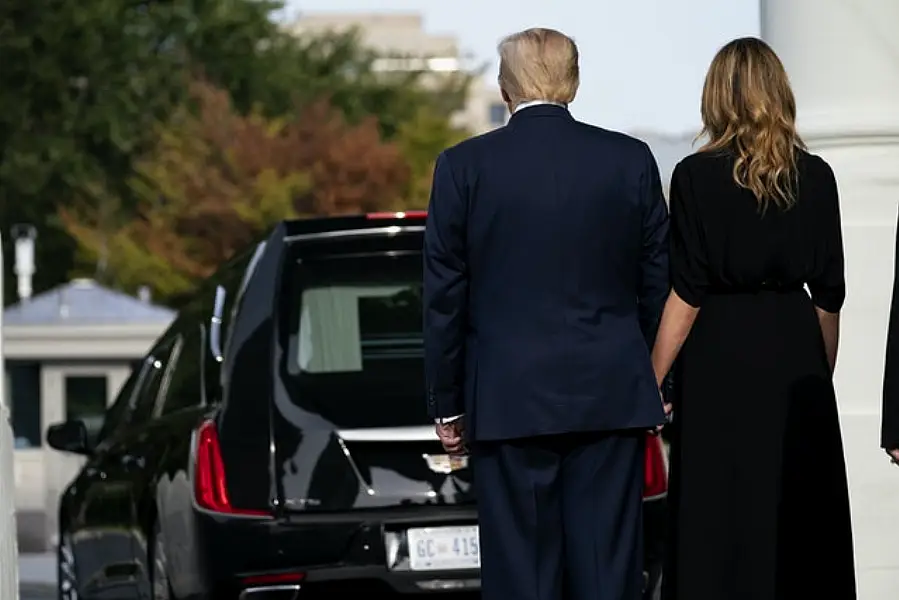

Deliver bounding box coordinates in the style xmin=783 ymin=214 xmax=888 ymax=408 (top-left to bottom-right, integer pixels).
xmin=423 ymin=27 xmax=669 ymax=600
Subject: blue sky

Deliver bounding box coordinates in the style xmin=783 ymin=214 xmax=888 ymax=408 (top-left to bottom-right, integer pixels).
xmin=284 ymin=0 xmax=760 ymax=135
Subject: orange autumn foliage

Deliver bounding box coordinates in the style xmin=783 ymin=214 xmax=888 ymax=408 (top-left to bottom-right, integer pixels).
xmin=62 ymin=81 xmax=410 ymax=300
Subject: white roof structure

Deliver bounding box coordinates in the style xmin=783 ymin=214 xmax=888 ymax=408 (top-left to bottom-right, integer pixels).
xmin=2 ymin=278 xmax=174 ymax=360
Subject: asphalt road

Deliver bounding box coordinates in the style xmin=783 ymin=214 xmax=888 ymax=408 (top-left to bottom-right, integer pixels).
xmin=20 ymin=583 xmax=54 ymax=600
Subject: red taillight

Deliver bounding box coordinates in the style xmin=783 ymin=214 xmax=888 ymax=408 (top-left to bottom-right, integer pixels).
xmin=365 ymin=210 xmax=427 ymax=219
xmin=241 ymin=572 xmax=305 ymax=586
xmin=193 ymin=420 xmax=270 ymax=517
xmin=643 ymin=433 xmax=668 ymax=499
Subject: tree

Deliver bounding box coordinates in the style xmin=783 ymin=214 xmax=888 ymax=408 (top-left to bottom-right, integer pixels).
xmin=283 ymin=100 xmax=410 ymax=215
xmin=61 ymin=81 xmax=409 ymax=301
xmin=0 ymin=0 xmax=286 ymax=197
xmin=0 ymin=0 xmax=476 ymax=303
xmin=0 ymin=0 xmax=286 ymax=304
xmin=395 ymin=106 xmax=470 ymax=209
xmin=235 ymin=28 xmax=474 ymax=140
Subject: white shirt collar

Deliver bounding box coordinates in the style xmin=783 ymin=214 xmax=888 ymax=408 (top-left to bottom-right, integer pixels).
xmin=513 ymin=100 xmax=566 ymax=114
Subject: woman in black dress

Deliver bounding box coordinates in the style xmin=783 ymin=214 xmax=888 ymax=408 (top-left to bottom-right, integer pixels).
xmin=651 ymin=37 xmax=856 ymax=599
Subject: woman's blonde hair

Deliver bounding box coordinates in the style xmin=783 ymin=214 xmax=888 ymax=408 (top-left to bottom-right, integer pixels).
xmin=699 ymin=37 xmax=805 ymax=211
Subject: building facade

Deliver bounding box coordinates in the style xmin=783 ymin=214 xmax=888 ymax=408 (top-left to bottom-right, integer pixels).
xmin=288 ymin=12 xmax=508 ymax=135
xmin=4 ymin=279 xmax=173 ymax=550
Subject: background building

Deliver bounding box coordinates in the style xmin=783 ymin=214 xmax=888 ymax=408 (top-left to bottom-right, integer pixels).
xmin=288 ymin=12 xmax=507 ymax=135
xmin=288 ymin=11 xmax=704 ymax=175
xmin=5 ymin=279 xmax=173 ymax=550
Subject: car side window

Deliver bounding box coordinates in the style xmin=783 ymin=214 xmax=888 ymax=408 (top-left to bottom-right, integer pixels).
xmin=93 ymin=363 xmax=144 ymax=448
xmin=129 ymin=342 xmax=175 ymax=427
xmin=157 ymin=324 xmax=203 ymax=416
xmin=201 ymin=247 xmax=257 ymax=400
xmin=223 ymin=241 xmax=266 ymax=359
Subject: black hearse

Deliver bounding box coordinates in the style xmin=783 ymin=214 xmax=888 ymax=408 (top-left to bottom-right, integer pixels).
xmin=48 ymin=212 xmax=668 ymax=600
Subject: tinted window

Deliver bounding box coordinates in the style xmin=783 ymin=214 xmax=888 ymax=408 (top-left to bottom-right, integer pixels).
xmin=130 ymin=344 xmax=174 ymax=426
xmin=224 ymin=242 xmax=266 ymax=359
xmin=158 ymin=325 xmax=204 ymax=416
xmin=198 ymin=246 xmax=258 ymax=400
xmin=64 ymin=376 xmax=108 ymax=446
xmin=95 ymin=364 xmax=143 ymax=447
xmin=284 ymin=253 xmax=425 ymax=428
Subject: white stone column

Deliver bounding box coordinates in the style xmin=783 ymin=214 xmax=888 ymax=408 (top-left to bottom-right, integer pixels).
xmin=762 ymin=1 xmax=899 ymax=597
xmin=0 ymin=234 xmax=20 ymax=600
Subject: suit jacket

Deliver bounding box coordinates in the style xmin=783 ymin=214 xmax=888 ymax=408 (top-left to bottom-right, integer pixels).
xmin=423 ymin=104 xmax=669 ymax=441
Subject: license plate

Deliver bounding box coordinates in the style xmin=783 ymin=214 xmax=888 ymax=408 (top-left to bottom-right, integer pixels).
xmin=407 ymin=525 xmax=480 ymax=571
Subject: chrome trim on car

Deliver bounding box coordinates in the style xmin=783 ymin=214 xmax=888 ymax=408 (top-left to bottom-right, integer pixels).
xmin=238 ymin=583 xmax=302 ymax=599
xmin=283 ymin=225 xmax=425 ymax=243
xmin=337 ymin=425 xmax=438 ymax=442
xmin=335 ymin=436 xmax=375 ymax=496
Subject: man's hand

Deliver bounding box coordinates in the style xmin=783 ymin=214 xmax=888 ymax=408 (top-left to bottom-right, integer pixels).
xmin=888 ymin=448 xmax=899 ymax=465
xmin=436 ymin=418 xmax=466 ymax=455
xmin=653 ymin=388 xmax=673 ymax=434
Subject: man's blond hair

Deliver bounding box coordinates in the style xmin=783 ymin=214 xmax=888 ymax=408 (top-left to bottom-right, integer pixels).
xmin=497 ymin=28 xmax=579 ymax=107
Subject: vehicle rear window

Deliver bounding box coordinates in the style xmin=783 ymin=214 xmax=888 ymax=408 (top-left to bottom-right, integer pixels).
xmin=282 ymin=252 xmax=428 ymax=428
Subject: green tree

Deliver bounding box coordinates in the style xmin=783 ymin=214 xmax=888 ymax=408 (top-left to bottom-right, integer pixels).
xmin=395 ymin=105 xmax=470 ymax=209
xmin=230 ymin=27 xmax=475 ymax=140
xmin=0 ymin=1 xmax=478 ymax=303
xmin=61 ymin=81 xmax=410 ymax=302
xmin=276 ymin=29 xmax=477 ymax=210
xmin=60 ymin=82 xmax=308 ymax=299
xmin=0 ymin=0 xmax=285 ymax=304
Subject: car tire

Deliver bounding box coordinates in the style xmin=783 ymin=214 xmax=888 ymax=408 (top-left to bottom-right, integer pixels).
xmin=151 ymin=521 xmax=175 ymax=600
xmin=57 ymin=532 xmax=78 ymax=600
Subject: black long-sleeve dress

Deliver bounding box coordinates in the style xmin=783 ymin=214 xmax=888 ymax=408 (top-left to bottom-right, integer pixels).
xmin=662 ymin=150 xmax=856 ymax=600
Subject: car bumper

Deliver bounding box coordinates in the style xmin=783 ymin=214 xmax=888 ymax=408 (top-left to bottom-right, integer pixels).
xmin=191 ymin=499 xmax=666 ymax=599
xmin=193 ymin=504 xmax=480 ymax=598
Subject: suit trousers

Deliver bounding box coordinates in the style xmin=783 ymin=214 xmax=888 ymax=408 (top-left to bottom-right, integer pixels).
xmin=471 ymin=430 xmax=645 ymax=600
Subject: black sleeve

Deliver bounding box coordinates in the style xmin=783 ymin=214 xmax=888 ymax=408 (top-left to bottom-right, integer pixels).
xmin=669 ymin=161 xmax=708 ymax=308
xmin=636 ymin=143 xmax=670 ymax=347
xmin=423 ymin=151 xmax=469 ymax=419
xmin=807 ymin=161 xmax=846 ymax=313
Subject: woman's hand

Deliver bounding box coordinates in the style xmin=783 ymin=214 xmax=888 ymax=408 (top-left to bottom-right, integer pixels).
xmin=814 ymin=306 xmax=840 ymax=374
xmin=651 ymin=291 xmax=700 ymax=394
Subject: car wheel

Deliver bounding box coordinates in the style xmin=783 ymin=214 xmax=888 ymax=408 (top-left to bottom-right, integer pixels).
xmin=151 ymin=522 xmax=173 ymax=600
xmin=57 ymin=533 xmax=78 ymax=600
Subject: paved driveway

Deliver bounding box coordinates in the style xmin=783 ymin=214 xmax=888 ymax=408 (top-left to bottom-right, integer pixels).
xmin=19 ymin=553 xmax=54 ymax=600
xmin=20 ymin=582 xmax=54 ymax=600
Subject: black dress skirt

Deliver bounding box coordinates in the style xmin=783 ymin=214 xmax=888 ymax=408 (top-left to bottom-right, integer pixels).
xmin=661 ymin=150 xmax=856 ymax=600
